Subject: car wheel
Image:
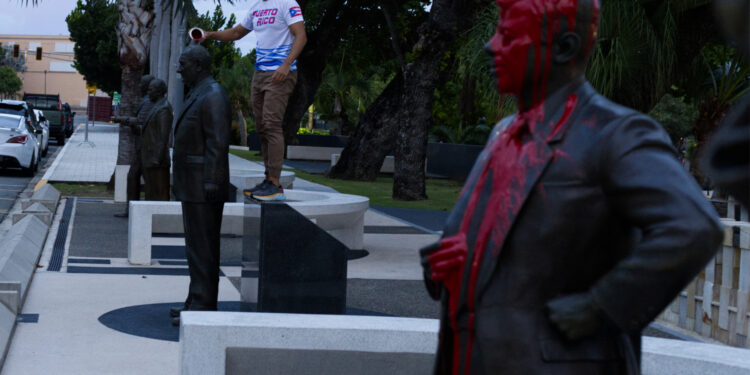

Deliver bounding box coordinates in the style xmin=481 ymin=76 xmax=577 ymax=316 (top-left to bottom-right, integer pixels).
xmin=58 ymin=136 xmax=65 ymax=146
xmin=22 ymin=156 xmax=35 ymax=177
xmin=42 ymin=145 xmax=48 ymax=157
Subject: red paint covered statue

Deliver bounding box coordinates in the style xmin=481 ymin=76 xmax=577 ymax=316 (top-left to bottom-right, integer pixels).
xmin=420 ymin=1 xmax=723 ymax=373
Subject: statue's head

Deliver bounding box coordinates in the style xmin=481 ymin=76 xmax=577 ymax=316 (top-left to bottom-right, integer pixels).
xmin=487 ymin=0 xmax=600 ymax=103
xmin=177 ymin=45 xmax=212 ymax=88
xmin=140 ymin=75 xmax=155 ymax=97
xmin=148 ymin=79 xmax=167 ymax=102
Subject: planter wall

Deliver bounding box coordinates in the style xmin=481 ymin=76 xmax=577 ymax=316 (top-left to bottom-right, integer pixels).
xmin=426 ymin=142 xmax=483 ymax=182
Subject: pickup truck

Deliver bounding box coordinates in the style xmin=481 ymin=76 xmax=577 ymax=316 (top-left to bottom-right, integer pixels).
xmin=23 ymin=93 xmax=70 ymax=145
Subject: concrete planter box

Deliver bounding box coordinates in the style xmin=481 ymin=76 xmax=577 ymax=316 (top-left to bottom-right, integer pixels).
xmin=426 ymin=142 xmax=483 ymax=182
xmin=247 ymin=132 xmax=349 ymax=151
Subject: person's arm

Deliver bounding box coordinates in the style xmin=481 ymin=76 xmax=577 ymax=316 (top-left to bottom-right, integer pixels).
xmin=205 ymin=24 xmax=251 ymax=42
xmin=272 ymin=22 xmax=307 ymax=83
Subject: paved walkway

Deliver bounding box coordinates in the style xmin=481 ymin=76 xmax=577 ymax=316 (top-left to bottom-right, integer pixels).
xmin=42 ymin=122 xmax=118 ymax=183
xmin=1 ymin=127 xmax=446 ymax=374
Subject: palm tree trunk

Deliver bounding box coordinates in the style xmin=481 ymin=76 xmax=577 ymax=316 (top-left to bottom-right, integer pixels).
xmin=167 ymin=3 xmax=186 ymax=115
xmin=116 ymin=0 xmax=154 ymax=165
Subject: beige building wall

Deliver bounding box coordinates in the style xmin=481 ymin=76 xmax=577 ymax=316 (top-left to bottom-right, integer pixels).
xmin=0 ymin=34 xmax=106 ymax=111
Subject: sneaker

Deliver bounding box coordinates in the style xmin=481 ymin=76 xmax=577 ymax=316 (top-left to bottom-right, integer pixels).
xmin=252 ymin=183 xmax=286 ymax=201
xmin=248 ymin=179 xmax=271 ymax=193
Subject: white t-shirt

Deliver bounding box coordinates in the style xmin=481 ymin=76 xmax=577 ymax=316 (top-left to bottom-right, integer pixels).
xmin=241 ymin=0 xmax=304 ymax=72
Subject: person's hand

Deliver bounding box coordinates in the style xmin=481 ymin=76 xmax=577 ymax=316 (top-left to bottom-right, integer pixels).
xmin=546 ymin=292 xmax=602 ymax=341
xmin=204 ymin=182 xmax=219 ymax=201
xmin=272 ymin=63 xmax=291 ymax=84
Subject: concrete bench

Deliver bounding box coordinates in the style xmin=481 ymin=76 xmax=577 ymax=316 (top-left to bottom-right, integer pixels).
xmin=179 ymin=311 xmax=750 ymax=375
xmin=179 ymin=313 xmax=439 ymax=375
xmin=287 ymin=146 xmax=343 ymax=161
xmin=331 ymin=154 xmax=395 ymax=173
xmin=128 ymin=190 xmax=369 ymax=265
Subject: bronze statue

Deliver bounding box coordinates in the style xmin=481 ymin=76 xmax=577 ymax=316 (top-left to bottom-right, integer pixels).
xmin=420 ymin=1 xmax=723 ymax=374
xmin=170 ymin=45 xmax=231 ymax=325
xmin=140 ymin=78 xmax=172 ymax=201
xmin=113 ymin=74 xmax=155 ymax=218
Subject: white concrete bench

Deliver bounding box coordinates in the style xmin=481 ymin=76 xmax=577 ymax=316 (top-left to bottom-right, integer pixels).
xmin=179 ymin=313 xmax=439 ymax=375
xmin=179 ymin=311 xmax=750 ymax=375
xmin=287 ymin=145 xmax=343 ymax=161
xmin=331 ymin=154 xmax=395 ymax=173
xmin=128 ymin=190 xmax=369 ymax=265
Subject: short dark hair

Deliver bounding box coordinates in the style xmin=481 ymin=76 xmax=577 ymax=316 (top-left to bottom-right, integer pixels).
xmin=182 ymin=45 xmax=212 ymax=71
xmin=150 ymin=79 xmax=167 ymax=96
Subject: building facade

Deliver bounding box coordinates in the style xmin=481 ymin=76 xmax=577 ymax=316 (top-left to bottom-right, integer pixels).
xmin=0 ymin=34 xmax=102 ymax=111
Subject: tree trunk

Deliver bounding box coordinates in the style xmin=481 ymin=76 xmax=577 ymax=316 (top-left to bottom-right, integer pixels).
xmin=149 ymin=0 xmax=172 ymax=81
xmin=117 ymin=66 xmax=143 ymax=165
xmin=281 ymin=0 xmax=349 ymax=146
xmin=167 ymin=3 xmax=186 ymax=116
xmin=116 ymin=0 xmax=154 ymax=165
xmin=238 ymin=108 xmax=248 ymax=147
xmin=326 ymin=72 xmax=404 ymax=181
xmin=327 ymin=0 xmax=482 ymax=201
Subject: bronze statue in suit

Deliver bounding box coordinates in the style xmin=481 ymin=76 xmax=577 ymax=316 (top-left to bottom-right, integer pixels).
xmin=170 ymin=45 xmax=232 ymax=324
xmin=420 ymin=1 xmax=723 ymax=374
xmin=140 ymin=78 xmax=172 ymax=201
xmin=113 ymin=74 xmax=155 ymax=217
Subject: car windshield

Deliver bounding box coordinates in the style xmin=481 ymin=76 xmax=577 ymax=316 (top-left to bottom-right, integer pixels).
xmin=0 ymin=117 xmax=20 ymax=129
xmin=0 ymin=107 xmax=24 ymax=117
xmin=26 ymin=98 xmax=59 ymax=110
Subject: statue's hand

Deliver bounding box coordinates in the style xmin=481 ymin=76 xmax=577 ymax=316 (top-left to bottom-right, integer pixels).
xmin=546 ymin=293 xmax=602 ymax=341
xmin=204 ymin=182 xmax=219 ymax=201
xmin=426 ymin=233 xmax=468 ymax=297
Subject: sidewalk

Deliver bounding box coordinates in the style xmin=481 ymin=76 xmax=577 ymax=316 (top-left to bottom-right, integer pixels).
xmin=42 ymin=122 xmax=119 ymax=183
xmin=2 ymin=127 xmax=443 ymax=374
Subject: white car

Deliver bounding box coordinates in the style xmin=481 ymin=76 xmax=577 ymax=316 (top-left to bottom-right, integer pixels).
xmin=32 ymin=109 xmax=50 ymax=156
xmin=0 ymin=114 xmax=39 ymax=176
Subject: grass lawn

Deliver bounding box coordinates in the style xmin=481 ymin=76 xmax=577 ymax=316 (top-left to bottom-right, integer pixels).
xmin=51 ymin=183 xmax=112 ymax=198
xmin=230 ymin=149 xmax=462 ymax=211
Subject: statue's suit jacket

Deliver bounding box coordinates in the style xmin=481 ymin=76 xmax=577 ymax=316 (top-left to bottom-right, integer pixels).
xmin=172 ymin=77 xmax=231 ymax=203
xmin=141 ymin=97 xmax=172 ymax=169
xmin=429 ymin=81 xmax=723 ymax=374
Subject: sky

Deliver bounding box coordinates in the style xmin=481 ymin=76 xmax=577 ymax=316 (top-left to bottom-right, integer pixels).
xmin=0 ymin=0 xmax=257 ymax=55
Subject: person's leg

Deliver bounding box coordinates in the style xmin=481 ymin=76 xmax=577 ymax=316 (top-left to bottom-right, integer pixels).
xmin=251 ymin=71 xmax=270 ymax=177
xmin=154 ymin=167 xmax=170 ymax=201
xmin=261 ymin=71 xmax=298 ymax=185
xmin=182 ymin=202 xmax=224 ymax=310
xmin=143 ymin=167 xmax=170 ymax=201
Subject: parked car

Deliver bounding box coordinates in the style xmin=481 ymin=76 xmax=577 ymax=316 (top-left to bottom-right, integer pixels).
xmin=33 ymin=109 xmax=50 ymax=156
xmin=0 ymin=100 xmax=46 ymax=152
xmin=0 ymin=114 xmax=40 ymax=176
xmin=62 ymin=102 xmax=74 ymax=137
xmin=22 ymin=94 xmax=66 ymax=145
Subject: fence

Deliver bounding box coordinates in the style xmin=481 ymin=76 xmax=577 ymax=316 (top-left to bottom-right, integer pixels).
xmin=658 ymin=219 xmax=750 ymax=347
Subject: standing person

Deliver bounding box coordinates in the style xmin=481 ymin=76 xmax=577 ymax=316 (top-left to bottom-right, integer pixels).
xmin=170 ymin=45 xmax=232 ymax=325
xmin=113 ymin=74 xmax=155 ymax=217
xmin=419 ymin=0 xmax=723 ymax=374
xmin=140 ymin=78 xmax=172 ymax=201
xmin=203 ymin=0 xmax=307 ymax=201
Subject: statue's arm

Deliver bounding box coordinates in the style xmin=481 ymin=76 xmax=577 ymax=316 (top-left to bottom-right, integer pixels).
xmin=154 ymin=107 xmax=173 ymax=165
xmin=589 ymin=115 xmax=723 ymax=333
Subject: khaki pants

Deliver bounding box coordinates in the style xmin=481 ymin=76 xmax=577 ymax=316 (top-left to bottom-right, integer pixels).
xmin=251 ymin=70 xmax=298 ymax=181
